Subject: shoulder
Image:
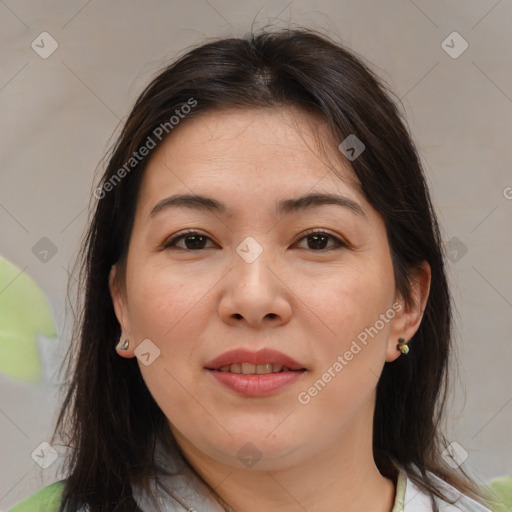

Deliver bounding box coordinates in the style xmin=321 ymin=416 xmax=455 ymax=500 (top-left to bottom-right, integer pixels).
xmin=7 ymin=481 xmax=65 ymax=512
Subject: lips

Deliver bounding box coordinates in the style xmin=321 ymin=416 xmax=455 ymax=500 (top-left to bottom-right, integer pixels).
xmin=204 ymin=348 xmax=307 ymax=397
xmin=204 ymin=348 xmax=307 ymax=372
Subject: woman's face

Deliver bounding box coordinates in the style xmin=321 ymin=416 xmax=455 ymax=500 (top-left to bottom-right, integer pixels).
xmin=110 ymin=107 xmax=427 ymax=471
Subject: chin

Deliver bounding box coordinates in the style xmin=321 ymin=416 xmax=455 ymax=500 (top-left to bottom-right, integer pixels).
xmin=202 ymin=431 xmax=311 ymax=471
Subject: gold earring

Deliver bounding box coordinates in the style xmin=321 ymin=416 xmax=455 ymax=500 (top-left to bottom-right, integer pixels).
xmin=118 ymin=338 xmax=129 ymax=351
xmin=397 ymin=337 xmax=409 ymax=354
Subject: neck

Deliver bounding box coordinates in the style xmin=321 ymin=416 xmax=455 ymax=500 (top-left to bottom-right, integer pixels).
xmin=170 ymin=402 xmax=396 ymax=512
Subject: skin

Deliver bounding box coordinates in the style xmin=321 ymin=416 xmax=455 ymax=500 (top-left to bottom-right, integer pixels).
xmin=109 ymin=107 xmax=431 ymax=512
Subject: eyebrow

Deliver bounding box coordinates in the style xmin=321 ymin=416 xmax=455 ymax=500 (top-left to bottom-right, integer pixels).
xmin=149 ymin=192 xmax=366 ymax=219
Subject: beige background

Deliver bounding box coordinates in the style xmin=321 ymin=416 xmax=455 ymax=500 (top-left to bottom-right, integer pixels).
xmin=1 ymin=0 xmax=511 ymax=509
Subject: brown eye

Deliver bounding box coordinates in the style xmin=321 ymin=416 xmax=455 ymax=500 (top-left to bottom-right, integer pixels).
xmin=163 ymin=231 xmax=215 ymax=250
xmin=296 ymin=230 xmax=346 ymax=251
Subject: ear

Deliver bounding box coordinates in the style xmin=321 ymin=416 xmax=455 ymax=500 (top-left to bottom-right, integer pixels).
xmin=109 ymin=264 xmax=135 ymax=358
xmin=385 ymin=261 xmax=431 ymax=362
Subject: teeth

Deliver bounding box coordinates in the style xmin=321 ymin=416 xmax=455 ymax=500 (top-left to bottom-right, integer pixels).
xmin=217 ymin=363 xmax=291 ymax=374
xmin=241 ymin=363 xmax=256 ymax=374
xmin=256 ymin=363 xmax=273 ymax=374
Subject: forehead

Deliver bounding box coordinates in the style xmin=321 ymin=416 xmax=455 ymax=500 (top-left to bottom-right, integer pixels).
xmin=137 ymin=107 xmax=362 ymax=214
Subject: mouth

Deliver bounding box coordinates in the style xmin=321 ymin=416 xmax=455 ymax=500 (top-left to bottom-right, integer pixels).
xmin=208 ymin=363 xmax=305 ymax=374
xmin=204 ymin=347 xmax=307 ymax=373
xmin=204 ymin=348 xmax=307 ymax=397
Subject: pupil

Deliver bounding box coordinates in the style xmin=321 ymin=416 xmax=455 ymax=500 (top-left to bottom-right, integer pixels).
xmin=185 ymin=235 xmax=206 ymax=249
xmin=309 ymin=234 xmax=327 ymax=250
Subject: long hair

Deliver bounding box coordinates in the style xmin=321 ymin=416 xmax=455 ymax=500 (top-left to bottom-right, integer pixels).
xmin=52 ymin=27 xmax=484 ymax=511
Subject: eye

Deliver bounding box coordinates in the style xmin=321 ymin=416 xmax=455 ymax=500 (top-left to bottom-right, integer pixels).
xmin=295 ymin=229 xmax=347 ymax=251
xmin=162 ymin=230 xmax=216 ymax=251
xmin=162 ymin=229 xmax=347 ymax=252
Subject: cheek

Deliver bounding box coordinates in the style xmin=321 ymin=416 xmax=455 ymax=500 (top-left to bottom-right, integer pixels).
xmin=305 ymin=258 xmax=395 ymax=345
xmin=127 ymin=263 xmax=213 ymax=342
xmin=125 ymin=261 xmax=219 ymax=383
xmin=298 ymin=259 xmax=395 ymax=412
xmin=127 ymin=267 xmax=217 ymax=428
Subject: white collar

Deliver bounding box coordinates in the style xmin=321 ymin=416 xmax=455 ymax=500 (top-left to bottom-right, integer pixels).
xmin=400 ymin=467 xmax=491 ymax=512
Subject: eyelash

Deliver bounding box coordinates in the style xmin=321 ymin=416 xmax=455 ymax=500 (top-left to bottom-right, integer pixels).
xmin=162 ymin=228 xmax=347 ymax=252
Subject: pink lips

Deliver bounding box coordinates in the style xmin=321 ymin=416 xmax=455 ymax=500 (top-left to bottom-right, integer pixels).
xmin=204 ymin=348 xmax=307 ymax=398
xmin=204 ymin=348 xmax=306 ymax=371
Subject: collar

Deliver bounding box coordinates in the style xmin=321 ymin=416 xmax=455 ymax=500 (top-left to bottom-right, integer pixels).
xmin=394 ymin=464 xmax=491 ymax=512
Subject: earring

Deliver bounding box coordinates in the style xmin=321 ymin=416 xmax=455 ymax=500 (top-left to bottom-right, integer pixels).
xmin=397 ymin=337 xmax=409 ymax=354
xmin=118 ymin=338 xmax=129 ymax=351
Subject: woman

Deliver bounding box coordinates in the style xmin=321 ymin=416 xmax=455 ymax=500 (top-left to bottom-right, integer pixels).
xmin=9 ymin=28 xmax=492 ymax=511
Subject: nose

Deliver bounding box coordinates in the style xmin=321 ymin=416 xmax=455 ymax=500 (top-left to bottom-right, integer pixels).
xmin=217 ymin=245 xmax=292 ymax=329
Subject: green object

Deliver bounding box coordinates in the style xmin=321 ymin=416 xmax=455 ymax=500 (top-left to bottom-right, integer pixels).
xmin=0 ymin=257 xmax=57 ymax=382
xmin=482 ymin=476 xmax=512 ymax=512
xmin=7 ymin=481 xmax=64 ymax=512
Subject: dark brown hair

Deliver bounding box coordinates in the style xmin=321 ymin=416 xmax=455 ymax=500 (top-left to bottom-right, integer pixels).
xmin=52 ymin=27 xmax=485 ymax=511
